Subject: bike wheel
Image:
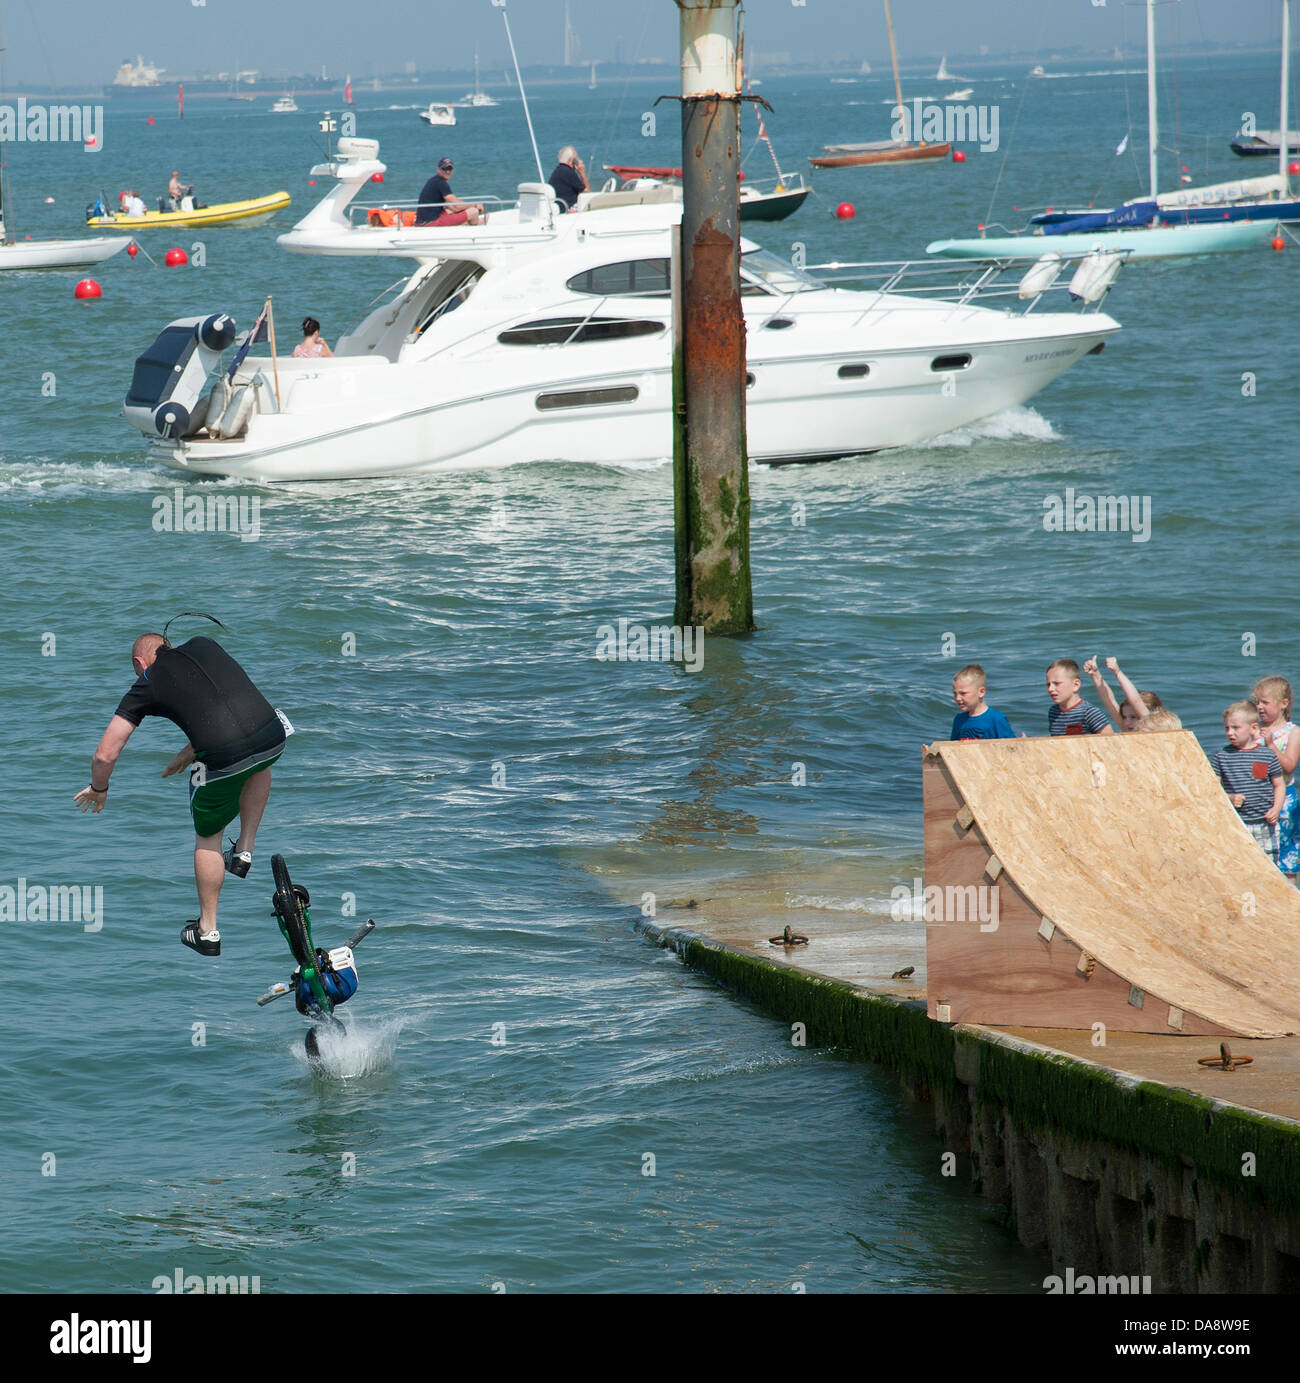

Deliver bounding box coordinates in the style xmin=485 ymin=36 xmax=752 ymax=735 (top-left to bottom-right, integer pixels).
xmin=271 ymin=854 xmax=314 ymax=970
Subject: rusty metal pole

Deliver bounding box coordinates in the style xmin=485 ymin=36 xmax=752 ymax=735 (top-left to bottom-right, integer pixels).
xmin=672 ymin=0 xmax=754 ymax=635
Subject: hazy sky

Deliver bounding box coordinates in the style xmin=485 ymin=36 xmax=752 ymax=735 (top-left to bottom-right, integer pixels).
xmin=3 ymin=0 xmax=1293 ymax=89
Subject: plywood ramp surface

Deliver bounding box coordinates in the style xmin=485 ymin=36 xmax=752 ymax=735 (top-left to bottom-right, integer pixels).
xmin=924 ymin=733 xmax=1300 ymax=1037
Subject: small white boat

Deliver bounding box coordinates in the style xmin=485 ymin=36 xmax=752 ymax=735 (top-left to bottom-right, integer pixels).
xmin=419 ymin=103 xmax=457 ymax=127
xmin=944 ymin=87 xmax=975 ymax=100
xmin=0 ymin=142 xmax=130 ymax=270
xmin=271 ymin=95 xmax=298 ymax=113
xmin=0 ymin=226 xmax=131 ymax=270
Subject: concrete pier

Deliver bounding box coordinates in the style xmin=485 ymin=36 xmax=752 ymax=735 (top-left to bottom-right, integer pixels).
xmin=635 ymin=899 xmax=1300 ymax=1293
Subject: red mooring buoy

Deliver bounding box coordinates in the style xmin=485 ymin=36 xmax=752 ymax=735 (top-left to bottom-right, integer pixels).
xmin=953 ymin=149 xmax=966 ymax=163
xmin=835 ymin=201 xmax=856 ymax=220
xmin=164 ymin=247 xmax=188 ymax=267
xmin=74 ymin=278 xmax=102 ymax=299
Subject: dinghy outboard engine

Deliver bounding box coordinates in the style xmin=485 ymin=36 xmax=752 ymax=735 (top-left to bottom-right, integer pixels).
xmin=123 ymin=313 xmax=237 ymax=439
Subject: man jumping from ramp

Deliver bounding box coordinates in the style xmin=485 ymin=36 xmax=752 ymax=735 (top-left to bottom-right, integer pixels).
xmin=74 ymin=631 xmax=289 ymax=957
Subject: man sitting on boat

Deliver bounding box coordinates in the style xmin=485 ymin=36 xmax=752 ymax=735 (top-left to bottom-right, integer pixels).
xmin=121 ymin=189 xmax=147 ymax=218
xmin=414 ymin=157 xmax=485 ymax=227
xmin=548 ymin=146 xmax=588 ymax=211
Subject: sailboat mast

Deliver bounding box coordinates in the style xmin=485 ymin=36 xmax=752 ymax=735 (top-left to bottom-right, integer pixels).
xmin=883 ymin=0 xmax=904 ymax=126
xmin=1281 ymin=0 xmax=1292 ymax=187
xmin=1146 ymin=0 xmax=1159 ymax=198
xmin=0 ymin=1 xmax=10 ymax=240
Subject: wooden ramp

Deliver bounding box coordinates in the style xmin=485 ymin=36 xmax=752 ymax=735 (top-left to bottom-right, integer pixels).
xmin=923 ymin=733 xmax=1300 ymax=1037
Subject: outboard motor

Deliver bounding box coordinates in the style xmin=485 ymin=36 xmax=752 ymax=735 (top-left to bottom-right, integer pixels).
xmin=123 ymin=313 xmax=238 ymax=439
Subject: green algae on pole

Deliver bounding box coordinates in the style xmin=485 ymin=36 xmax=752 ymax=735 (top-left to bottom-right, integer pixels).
xmin=672 ymin=0 xmax=754 ymax=636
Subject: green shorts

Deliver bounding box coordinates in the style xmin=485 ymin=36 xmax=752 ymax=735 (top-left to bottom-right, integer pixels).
xmin=189 ymin=751 xmax=282 ymax=838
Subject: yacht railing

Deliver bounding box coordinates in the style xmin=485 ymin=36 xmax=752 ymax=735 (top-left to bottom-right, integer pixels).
xmin=798 ymin=252 xmax=1129 ymax=318
xmin=345 ymin=194 xmax=518 ymax=228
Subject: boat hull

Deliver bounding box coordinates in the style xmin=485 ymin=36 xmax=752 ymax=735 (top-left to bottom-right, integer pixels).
xmin=87 ymin=192 xmax=291 ymax=229
xmin=146 ymin=322 xmax=1117 ymax=483
xmin=928 ymin=219 xmax=1282 ymax=260
xmin=738 ymin=187 xmax=810 ymax=221
xmin=0 ymin=236 xmax=132 ymax=269
xmin=1231 ymin=134 xmax=1300 ymax=157
xmin=810 ymin=142 xmax=951 ymax=168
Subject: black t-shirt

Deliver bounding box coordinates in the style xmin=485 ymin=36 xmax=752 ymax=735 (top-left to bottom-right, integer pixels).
xmin=414 ymin=174 xmax=454 ymax=225
xmin=548 ymin=162 xmax=584 ymax=210
xmin=114 ymin=637 xmax=281 ymax=770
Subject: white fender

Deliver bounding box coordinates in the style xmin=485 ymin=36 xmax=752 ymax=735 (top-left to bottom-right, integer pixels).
xmin=199 ymin=379 xmax=231 ymax=434
xmin=1017 ymin=251 xmax=1064 ymax=299
xmin=1068 ymin=249 xmax=1124 ymax=303
xmin=215 ymin=386 xmax=256 ymax=439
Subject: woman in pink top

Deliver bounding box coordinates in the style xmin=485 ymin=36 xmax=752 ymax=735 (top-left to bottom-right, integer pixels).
xmin=292 ymin=317 xmax=333 ymax=359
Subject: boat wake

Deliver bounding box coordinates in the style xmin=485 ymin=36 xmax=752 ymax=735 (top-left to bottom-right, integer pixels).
xmin=0 ymin=457 xmax=171 ymax=499
xmin=915 ymin=405 xmax=1059 ymax=449
xmin=292 ymin=1015 xmax=407 ymax=1080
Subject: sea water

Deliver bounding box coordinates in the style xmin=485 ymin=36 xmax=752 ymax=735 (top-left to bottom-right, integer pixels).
xmin=1 ymin=55 xmax=1295 ymax=1293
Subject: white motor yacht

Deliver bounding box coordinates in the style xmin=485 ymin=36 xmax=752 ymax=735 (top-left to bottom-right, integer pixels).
xmin=419 ymin=102 xmax=457 ymax=126
xmin=123 ymin=138 xmax=1123 ymax=482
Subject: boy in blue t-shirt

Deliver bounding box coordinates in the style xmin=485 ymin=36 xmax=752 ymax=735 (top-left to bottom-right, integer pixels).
xmin=950 ymin=664 xmax=1015 ymax=740
xmin=1212 ymin=700 xmax=1285 ymax=864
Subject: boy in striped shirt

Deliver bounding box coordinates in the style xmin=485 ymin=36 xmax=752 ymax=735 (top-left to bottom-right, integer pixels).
xmin=1046 ymin=659 xmax=1113 ymax=736
xmin=1212 ymin=700 xmax=1285 ymax=863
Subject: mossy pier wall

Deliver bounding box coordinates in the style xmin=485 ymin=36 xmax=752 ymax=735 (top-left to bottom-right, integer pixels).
xmin=639 ymin=920 xmax=1300 ymax=1293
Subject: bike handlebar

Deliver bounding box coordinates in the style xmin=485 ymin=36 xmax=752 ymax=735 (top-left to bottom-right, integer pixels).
xmin=345 ymin=919 xmax=376 ymax=950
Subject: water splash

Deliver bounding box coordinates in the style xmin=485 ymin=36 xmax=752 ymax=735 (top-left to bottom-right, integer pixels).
xmin=291 ymin=1015 xmax=408 ymax=1080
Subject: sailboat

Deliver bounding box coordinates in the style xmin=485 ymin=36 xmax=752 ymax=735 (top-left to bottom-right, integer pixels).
xmin=811 ymin=0 xmax=950 ymax=167
xmin=1035 ymin=0 xmax=1300 ymax=230
xmin=606 ymin=80 xmax=809 ymax=222
xmin=935 ymin=54 xmax=952 ymax=81
xmin=928 ymin=0 xmax=1283 ymax=258
xmin=465 ymin=47 xmax=498 ymax=107
xmin=588 ymin=62 xmax=597 ymax=90
xmin=344 ymin=74 xmax=354 ymax=107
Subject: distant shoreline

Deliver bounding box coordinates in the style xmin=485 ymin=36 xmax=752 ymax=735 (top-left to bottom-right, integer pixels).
xmin=7 ymin=45 xmax=1291 ymax=101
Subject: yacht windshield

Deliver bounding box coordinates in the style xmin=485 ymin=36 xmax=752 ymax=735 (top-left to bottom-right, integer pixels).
xmin=739 ymin=248 xmax=824 ymax=295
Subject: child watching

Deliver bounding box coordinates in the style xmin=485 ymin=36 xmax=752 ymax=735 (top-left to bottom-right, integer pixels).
xmin=949 ymin=664 xmax=1015 ymax=740
xmin=1134 ymin=708 xmax=1182 ymax=731
xmin=1253 ymin=676 xmax=1300 ymax=879
xmin=1046 ymin=659 xmax=1113 ymax=736
xmin=1082 ymin=655 xmax=1164 ymax=731
xmin=1212 ymin=700 xmax=1285 ymax=864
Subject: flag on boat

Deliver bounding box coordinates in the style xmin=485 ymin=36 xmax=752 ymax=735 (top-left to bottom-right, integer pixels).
xmin=227 ymin=298 xmax=271 ymax=382
xmin=1115 ymin=133 xmax=1129 ymax=156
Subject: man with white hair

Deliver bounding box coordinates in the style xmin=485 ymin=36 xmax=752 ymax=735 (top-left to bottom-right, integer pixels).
xmin=548 ymin=145 xmax=588 ymax=211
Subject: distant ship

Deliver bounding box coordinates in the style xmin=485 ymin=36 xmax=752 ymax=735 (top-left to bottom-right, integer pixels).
xmin=114 ymin=55 xmax=165 ymax=87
